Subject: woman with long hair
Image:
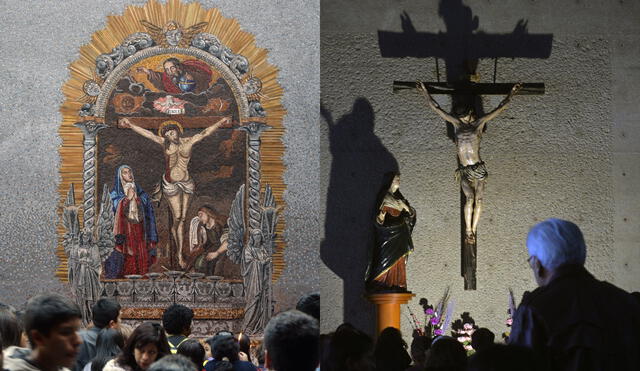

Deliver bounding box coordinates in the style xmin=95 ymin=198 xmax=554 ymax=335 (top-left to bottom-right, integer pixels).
xmin=86 ymin=328 xmax=125 ymax=371
xmin=104 ymin=322 xmax=170 ymax=371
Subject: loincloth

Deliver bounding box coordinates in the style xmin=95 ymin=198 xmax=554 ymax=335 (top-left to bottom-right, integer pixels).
xmin=455 ymin=161 xmax=488 ymax=183
xmin=162 ymin=175 xmax=195 ymax=197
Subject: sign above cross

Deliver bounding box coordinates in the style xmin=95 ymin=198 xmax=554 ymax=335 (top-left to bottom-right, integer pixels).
xmin=377 ymin=1 xmax=552 ymax=290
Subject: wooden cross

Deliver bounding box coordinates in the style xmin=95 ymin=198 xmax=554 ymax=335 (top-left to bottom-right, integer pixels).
xmin=378 ymin=4 xmax=551 ymax=290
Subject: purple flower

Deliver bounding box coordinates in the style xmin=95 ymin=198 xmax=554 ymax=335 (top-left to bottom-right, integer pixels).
xmin=434 ymin=329 xmax=443 ymax=336
xmin=430 ymin=317 xmax=440 ymax=325
xmin=425 ymin=308 xmax=434 ymax=315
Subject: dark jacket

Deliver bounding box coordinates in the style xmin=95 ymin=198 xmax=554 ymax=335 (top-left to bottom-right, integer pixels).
xmin=74 ymin=327 xmax=101 ymax=371
xmin=509 ymin=265 xmax=640 ymax=371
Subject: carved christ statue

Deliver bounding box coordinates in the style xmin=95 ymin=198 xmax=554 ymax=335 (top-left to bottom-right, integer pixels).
xmin=417 ymin=82 xmax=521 ymax=242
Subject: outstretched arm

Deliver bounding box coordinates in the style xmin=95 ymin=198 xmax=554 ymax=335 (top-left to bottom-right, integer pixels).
xmin=417 ymin=81 xmax=461 ymax=126
xmin=190 ymin=116 xmax=231 ymax=145
xmin=118 ymin=118 xmax=163 ymax=145
xmin=477 ymin=83 xmax=522 ymax=127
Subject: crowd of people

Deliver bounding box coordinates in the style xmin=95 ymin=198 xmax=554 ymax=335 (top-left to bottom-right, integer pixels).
xmin=2 ymin=218 xmax=640 ymax=371
xmin=321 ymin=219 xmax=640 ymax=371
xmin=0 ymin=293 xmax=319 ymax=371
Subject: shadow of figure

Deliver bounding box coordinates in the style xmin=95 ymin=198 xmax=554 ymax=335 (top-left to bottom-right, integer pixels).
xmin=321 ymin=98 xmax=398 ymax=335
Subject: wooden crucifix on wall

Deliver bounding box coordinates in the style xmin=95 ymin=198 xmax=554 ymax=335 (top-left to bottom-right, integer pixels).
xmin=378 ymin=1 xmax=551 ymax=290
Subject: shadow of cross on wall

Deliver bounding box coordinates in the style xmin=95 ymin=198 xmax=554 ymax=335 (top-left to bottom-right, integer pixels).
xmin=377 ymin=0 xmax=553 ymax=290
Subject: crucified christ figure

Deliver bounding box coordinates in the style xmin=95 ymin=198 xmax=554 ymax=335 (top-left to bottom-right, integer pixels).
xmin=417 ymin=81 xmax=521 ymax=243
xmin=118 ymin=116 xmax=231 ymax=268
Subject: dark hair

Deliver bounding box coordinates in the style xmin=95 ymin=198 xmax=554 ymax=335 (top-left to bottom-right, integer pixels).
xmin=162 ymin=305 xmax=193 ymax=336
xmin=148 ymin=354 xmax=197 ymax=371
xmin=425 ymin=336 xmax=467 ymax=371
xmin=264 ymin=310 xmax=319 ymax=371
xmin=0 ymin=308 xmax=22 ymax=348
xmin=163 ymin=58 xmax=182 ymax=68
xmin=374 ymin=327 xmax=411 ymax=371
xmin=410 ymin=335 xmax=431 ymax=365
xmin=234 ymin=333 xmax=252 ymax=363
xmin=160 ymin=124 xmax=182 ymax=141
xmin=211 ymin=335 xmax=239 ymax=362
xmin=471 ymin=328 xmax=495 ymax=353
xmin=296 ymin=292 xmax=320 ymax=321
xmin=329 ymin=323 xmax=373 ymax=371
xmin=117 ymin=322 xmax=170 ymax=371
xmin=92 ymin=299 xmax=121 ymax=329
xmin=23 ymin=294 xmax=81 ymax=347
xmin=91 ymin=328 xmax=125 ymax=371
xmin=177 ymin=339 xmax=205 ymax=368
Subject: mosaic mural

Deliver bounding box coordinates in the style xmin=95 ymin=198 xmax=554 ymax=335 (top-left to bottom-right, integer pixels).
xmin=58 ymin=0 xmax=286 ymax=335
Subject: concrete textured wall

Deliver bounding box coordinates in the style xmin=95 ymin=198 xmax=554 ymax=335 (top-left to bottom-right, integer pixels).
xmin=0 ymin=0 xmax=319 ymax=312
xmin=320 ymin=0 xmax=640 ymax=337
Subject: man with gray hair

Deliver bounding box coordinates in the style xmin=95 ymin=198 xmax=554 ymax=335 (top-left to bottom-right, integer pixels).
xmin=509 ymin=218 xmax=640 ymax=371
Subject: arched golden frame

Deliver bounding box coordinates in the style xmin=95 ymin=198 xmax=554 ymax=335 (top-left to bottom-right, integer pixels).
xmin=58 ymin=0 xmax=286 ymax=281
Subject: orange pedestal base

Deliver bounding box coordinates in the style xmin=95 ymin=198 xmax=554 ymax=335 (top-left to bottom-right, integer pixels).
xmin=366 ymin=292 xmax=415 ymax=334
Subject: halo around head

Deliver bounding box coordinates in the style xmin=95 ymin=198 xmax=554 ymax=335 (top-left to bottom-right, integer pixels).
xmin=158 ymin=120 xmax=184 ymax=136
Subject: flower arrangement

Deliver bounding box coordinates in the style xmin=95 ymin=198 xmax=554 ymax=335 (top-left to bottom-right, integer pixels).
xmin=407 ymin=287 xmax=454 ymax=338
xmin=451 ymin=312 xmax=478 ymax=355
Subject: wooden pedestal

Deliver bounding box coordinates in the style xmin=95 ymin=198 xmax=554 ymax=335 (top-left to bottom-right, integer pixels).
xmin=366 ymin=292 xmax=415 ymax=334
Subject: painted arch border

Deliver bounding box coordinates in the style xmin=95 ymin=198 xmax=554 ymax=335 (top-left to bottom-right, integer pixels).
xmin=57 ymin=0 xmax=287 ymax=282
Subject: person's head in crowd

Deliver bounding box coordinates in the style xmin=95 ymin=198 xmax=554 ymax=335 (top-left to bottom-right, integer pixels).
xmin=92 ymin=298 xmax=122 ymax=329
xmin=211 ymin=335 xmax=239 ymax=363
xmin=0 ymin=308 xmax=23 ymax=349
xmin=467 ymin=344 xmax=538 ymax=371
xmin=177 ymin=339 xmax=205 ymax=369
xmin=91 ymin=328 xmax=125 ymax=371
xmin=203 ymin=337 xmax=214 ymax=361
xmin=329 ymin=323 xmax=374 ymax=371
xmin=234 ymin=333 xmax=251 ymax=363
xmin=410 ymin=335 xmax=431 ymax=368
xmin=374 ymin=326 xmax=410 ymax=370
xmin=295 ymin=292 xmax=320 ymax=321
xmin=148 ymin=354 xmax=197 ymax=371
xmin=162 ymin=304 xmax=194 ymax=337
xmin=205 ymin=331 xmax=233 ymax=361
xmin=424 ymin=336 xmax=467 ymax=371
xmin=24 ymin=294 xmax=83 ymax=369
xmin=470 ymin=328 xmax=494 ymax=353
xmin=526 ymin=218 xmax=586 ymax=287
xmin=117 ymin=322 xmax=171 ymax=371
xmin=264 ymin=310 xmax=319 ymax=371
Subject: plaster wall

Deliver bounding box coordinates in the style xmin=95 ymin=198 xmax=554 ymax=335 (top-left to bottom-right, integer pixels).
xmin=320 ymin=0 xmax=640 ymax=337
xmin=0 ymin=0 xmax=320 ymax=312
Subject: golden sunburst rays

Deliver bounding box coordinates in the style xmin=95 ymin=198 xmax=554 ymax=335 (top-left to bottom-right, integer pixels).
xmin=58 ymin=0 xmax=286 ymax=281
